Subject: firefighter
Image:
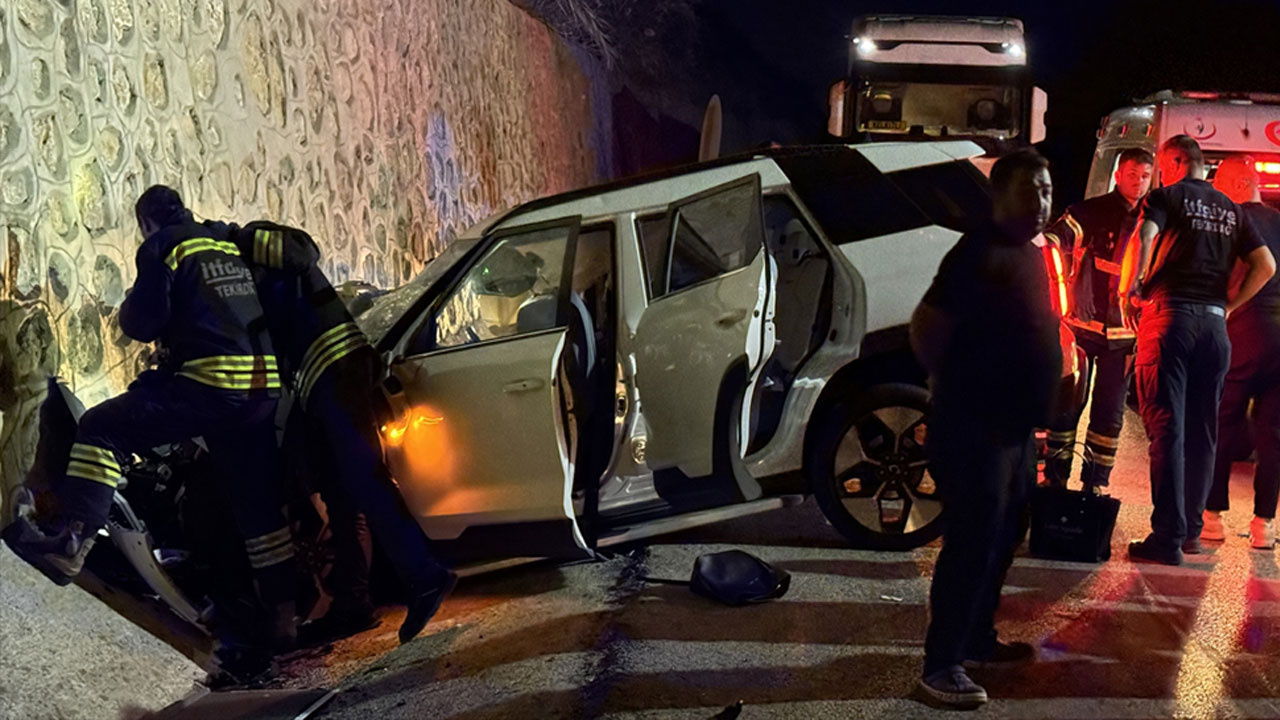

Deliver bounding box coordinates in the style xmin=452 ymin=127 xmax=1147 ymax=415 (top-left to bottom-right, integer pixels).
xmin=1042 ymin=148 xmax=1154 ymax=493
xmin=1204 ymin=155 xmax=1280 ymax=548
xmin=1120 ymin=136 xmax=1276 ymax=565
xmin=911 ymin=149 xmax=1061 ymax=709
xmin=217 ymin=219 xmax=456 ymax=645
xmin=2 ymin=185 xmax=297 ymax=682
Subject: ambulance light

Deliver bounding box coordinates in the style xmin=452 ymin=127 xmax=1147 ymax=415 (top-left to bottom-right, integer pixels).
xmin=1256 ymin=161 xmax=1280 ymax=175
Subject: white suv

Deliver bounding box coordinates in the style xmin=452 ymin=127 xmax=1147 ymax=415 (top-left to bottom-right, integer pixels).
xmin=355 ymin=141 xmax=1003 ymax=562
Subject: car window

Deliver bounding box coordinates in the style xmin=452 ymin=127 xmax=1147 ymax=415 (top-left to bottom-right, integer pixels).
xmin=636 ymin=176 xmax=764 ymax=299
xmin=886 ymin=161 xmax=992 ymax=233
xmin=408 ymin=223 xmax=574 ymax=354
xmin=667 ymin=178 xmax=761 ymax=294
xmin=776 ymin=151 xmax=930 ymax=243
xmin=635 ymin=214 xmax=667 ymax=299
xmin=573 ymin=225 xmax=614 ymax=320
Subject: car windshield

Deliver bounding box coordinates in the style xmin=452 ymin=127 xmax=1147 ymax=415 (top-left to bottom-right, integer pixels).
xmin=354 ymin=237 xmax=481 ymax=346
xmin=775 ymin=150 xmax=992 ymax=242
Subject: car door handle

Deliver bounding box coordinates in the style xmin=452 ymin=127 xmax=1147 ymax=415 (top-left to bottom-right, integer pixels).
xmin=503 ymin=378 xmax=544 ymax=393
xmin=716 ymin=309 xmax=748 ymax=327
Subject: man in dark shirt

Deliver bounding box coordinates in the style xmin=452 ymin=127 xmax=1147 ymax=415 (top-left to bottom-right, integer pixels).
xmin=1042 ymin=148 xmax=1153 ymax=493
xmin=1205 ymin=155 xmax=1280 ymax=549
xmin=1120 ymin=136 xmax=1277 ymax=565
xmin=910 ymin=149 xmax=1062 ymax=709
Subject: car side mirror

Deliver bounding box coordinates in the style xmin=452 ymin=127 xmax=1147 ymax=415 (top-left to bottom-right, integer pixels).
xmin=828 ymin=80 xmax=849 ymax=138
xmin=1030 ymin=87 xmax=1048 ymax=145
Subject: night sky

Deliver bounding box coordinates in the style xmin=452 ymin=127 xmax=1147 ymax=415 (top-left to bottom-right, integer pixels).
xmin=616 ymin=0 xmax=1280 ymax=210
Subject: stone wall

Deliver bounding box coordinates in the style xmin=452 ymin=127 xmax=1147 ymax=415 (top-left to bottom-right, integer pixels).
xmin=0 ymin=0 xmax=600 ymax=499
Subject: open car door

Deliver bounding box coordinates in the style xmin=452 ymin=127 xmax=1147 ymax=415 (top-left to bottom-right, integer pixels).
xmin=381 ymin=218 xmax=592 ymax=561
xmin=633 ymin=174 xmax=774 ymax=499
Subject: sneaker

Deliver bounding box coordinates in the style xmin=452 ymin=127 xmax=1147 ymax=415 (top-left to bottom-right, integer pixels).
xmin=1182 ymin=537 xmax=1204 ymax=555
xmin=1128 ymin=538 xmax=1182 ymax=566
xmin=298 ymin=610 xmax=381 ymax=647
xmin=1 ymin=517 xmax=96 ymax=586
xmin=399 ymin=571 xmax=458 ymax=645
xmin=1250 ymin=517 xmax=1276 ymax=550
xmin=918 ymin=666 xmax=988 ymax=709
xmin=1201 ymin=511 xmax=1226 ymax=541
xmin=965 ymin=640 xmax=1036 ymax=668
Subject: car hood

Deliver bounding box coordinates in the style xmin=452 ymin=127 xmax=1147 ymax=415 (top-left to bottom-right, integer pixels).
xmin=348 ymin=237 xmax=480 ymax=348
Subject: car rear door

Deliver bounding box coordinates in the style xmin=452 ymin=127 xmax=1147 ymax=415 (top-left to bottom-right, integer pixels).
xmin=381 ymin=218 xmax=591 ymax=560
xmin=632 ymin=174 xmax=774 ymax=496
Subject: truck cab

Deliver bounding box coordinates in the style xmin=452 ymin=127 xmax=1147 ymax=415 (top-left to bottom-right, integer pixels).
xmin=827 ymin=14 xmax=1048 ymax=156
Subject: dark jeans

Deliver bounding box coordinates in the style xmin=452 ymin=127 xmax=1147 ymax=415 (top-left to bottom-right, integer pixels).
xmin=1207 ymin=311 xmax=1280 ymax=519
xmin=1135 ymin=302 xmax=1230 ymax=550
xmin=57 ymin=372 xmax=296 ymax=605
xmin=923 ymin=412 xmax=1035 ymax=676
xmin=1045 ymin=330 xmax=1134 ymax=488
xmin=297 ymin=350 xmax=450 ymax=598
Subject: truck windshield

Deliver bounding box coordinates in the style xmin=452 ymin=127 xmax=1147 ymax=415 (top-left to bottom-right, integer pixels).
xmin=852 ymin=65 xmax=1028 ymax=140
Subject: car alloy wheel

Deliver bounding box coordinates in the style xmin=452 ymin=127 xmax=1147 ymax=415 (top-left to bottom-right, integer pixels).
xmin=810 ymin=383 xmax=943 ymax=550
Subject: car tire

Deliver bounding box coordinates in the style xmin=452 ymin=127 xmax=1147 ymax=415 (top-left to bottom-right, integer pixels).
xmin=808 ymin=383 xmax=944 ymax=551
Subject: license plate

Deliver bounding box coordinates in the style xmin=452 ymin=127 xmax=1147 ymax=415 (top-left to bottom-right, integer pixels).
xmin=866 ymin=120 xmax=906 ymax=130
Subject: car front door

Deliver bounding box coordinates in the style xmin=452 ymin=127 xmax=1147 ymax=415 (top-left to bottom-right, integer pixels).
xmin=382 ymin=218 xmax=591 ymax=560
xmin=633 ymin=174 xmax=774 ymax=497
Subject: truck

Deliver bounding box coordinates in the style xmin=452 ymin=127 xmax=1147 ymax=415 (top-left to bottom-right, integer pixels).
xmin=827 ymin=14 xmax=1048 ymax=159
xmin=1087 ymin=90 xmax=1280 ymax=207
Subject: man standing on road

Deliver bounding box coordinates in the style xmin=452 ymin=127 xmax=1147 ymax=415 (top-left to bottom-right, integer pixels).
xmin=1042 ymin=148 xmax=1153 ymax=493
xmin=1120 ymin=136 xmax=1276 ymax=565
xmin=910 ymin=149 xmax=1062 ymax=709
xmin=1204 ymin=155 xmax=1280 ymax=549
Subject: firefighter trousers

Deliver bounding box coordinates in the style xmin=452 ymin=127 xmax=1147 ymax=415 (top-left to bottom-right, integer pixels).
xmin=56 ymin=371 xmax=296 ymax=606
xmin=295 ymin=349 xmax=450 ymax=601
xmin=1045 ymin=330 xmax=1133 ymax=489
xmin=923 ymin=410 xmax=1035 ymax=676
xmin=1207 ymin=311 xmax=1280 ymax=520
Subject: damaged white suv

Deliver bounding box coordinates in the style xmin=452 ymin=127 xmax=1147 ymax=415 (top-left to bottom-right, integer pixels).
xmin=355 ymin=141 xmax=1007 ymax=561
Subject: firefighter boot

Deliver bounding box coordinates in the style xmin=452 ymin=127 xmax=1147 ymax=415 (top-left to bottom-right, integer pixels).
xmin=2 ymin=516 xmax=96 ymax=586
xmin=1043 ymin=430 xmax=1076 ymax=488
xmin=1081 ymin=430 xmax=1120 ymax=495
xmin=399 ymin=570 xmax=458 ymax=645
xmin=205 ymin=644 xmax=278 ymax=689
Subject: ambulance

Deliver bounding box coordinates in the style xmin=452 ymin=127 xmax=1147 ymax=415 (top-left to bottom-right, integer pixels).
xmin=1087 ymin=90 xmax=1280 ymax=206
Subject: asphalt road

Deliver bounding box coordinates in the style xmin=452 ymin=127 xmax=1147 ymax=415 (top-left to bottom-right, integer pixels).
xmin=279 ymin=409 xmax=1280 ymax=719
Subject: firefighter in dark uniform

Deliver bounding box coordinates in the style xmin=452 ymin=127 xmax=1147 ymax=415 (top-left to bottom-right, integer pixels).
xmin=2 ymin=185 xmax=297 ymax=680
xmin=216 ymin=219 xmax=456 ymax=645
xmin=1205 ymin=155 xmax=1280 ymax=548
xmin=1042 ymin=148 xmax=1154 ymax=493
